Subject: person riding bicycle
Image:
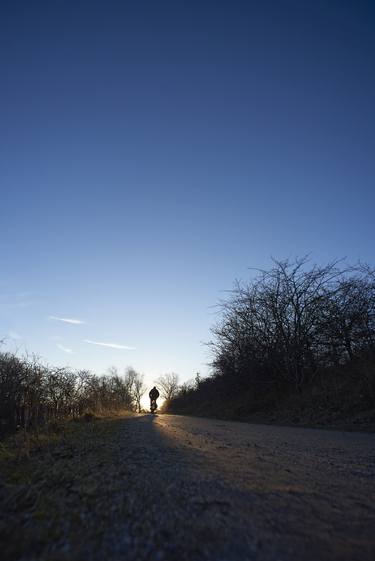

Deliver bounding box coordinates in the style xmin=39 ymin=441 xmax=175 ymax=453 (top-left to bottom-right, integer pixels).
xmin=149 ymin=386 xmax=160 ymax=412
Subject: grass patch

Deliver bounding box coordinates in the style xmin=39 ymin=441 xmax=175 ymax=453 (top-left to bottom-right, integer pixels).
xmin=0 ymin=413 xmax=132 ymax=560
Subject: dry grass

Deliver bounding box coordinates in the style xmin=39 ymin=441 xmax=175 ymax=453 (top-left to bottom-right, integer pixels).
xmin=0 ymin=413 xmax=133 ymax=560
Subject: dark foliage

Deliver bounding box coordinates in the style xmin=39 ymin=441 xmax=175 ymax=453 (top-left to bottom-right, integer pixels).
xmin=0 ymin=354 xmax=141 ymax=434
xmin=168 ymin=258 xmax=375 ymax=423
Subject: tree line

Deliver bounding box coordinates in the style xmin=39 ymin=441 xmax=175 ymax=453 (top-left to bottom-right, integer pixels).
xmin=0 ymin=352 xmax=146 ymax=434
xmin=170 ymin=258 xmax=375 ymax=417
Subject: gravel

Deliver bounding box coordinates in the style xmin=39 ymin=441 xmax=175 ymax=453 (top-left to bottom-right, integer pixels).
xmin=1 ymin=414 xmax=375 ymax=561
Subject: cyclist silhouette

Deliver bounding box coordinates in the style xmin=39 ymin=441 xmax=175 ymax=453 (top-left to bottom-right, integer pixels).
xmin=149 ymin=386 xmax=159 ymax=413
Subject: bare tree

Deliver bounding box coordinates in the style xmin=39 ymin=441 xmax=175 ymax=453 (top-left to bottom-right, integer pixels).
xmin=210 ymin=258 xmax=375 ymax=391
xmin=155 ymin=373 xmax=179 ymax=402
xmin=132 ymin=372 xmax=146 ymax=413
xmin=0 ymin=355 xmax=142 ymax=434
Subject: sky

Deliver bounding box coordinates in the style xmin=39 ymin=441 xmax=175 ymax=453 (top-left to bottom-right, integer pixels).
xmin=1 ymin=0 xmax=374 ymax=392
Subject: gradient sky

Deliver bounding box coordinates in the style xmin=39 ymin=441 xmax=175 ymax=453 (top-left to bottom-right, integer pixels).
xmin=1 ymin=0 xmax=374 ymax=391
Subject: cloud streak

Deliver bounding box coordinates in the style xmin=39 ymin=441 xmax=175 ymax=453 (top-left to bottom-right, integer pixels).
xmin=49 ymin=316 xmax=86 ymax=325
xmin=8 ymin=331 xmax=22 ymax=340
xmin=57 ymin=343 xmax=74 ymax=354
xmin=0 ymin=293 xmax=33 ymax=310
xmin=83 ymin=339 xmax=135 ymax=350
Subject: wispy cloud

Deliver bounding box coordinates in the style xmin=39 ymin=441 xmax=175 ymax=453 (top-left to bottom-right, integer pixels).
xmin=83 ymin=339 xmax=135 ymax=350
xmin=15 ymin=300 xmax=32 ymax=309
xmin=8 ymin=331 xmax=22 ymax=340
xmin=57 ymin=343 xmax=74 ymax=354
xmin=49 ymin=316 xmax=86 ymax=325
xmin=0 ymin=292 xmax=33 ymax=310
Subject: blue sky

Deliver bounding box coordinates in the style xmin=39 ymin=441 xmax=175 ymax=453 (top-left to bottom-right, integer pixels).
xmin=1 ymin=0 xmax=374 ymax=389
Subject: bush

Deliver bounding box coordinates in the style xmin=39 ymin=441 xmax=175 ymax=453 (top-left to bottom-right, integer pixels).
xmin=168 ymin=258 xmax=375 ymax=424
xmin=0 ymin=353 xmax=139 ymax=435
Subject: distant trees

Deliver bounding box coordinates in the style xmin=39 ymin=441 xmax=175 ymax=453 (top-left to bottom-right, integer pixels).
xmin=132 ymin=370 xmax=146 ymax=413
xmin=156 ymin=373 xmax=179 ymax=403
xmin=0 ymin=353 xmax=145 ymax=434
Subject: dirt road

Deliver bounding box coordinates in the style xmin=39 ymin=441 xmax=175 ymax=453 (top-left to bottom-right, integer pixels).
xmin=3 ymin=414 xmax=375 ymax=560
xmin=143 ymin=414 xmax=375 ymax=560
xmin=122 ymin=414 xmax=375 ymax=561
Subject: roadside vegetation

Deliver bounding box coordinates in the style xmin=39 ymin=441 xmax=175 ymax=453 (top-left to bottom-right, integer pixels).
xmin=0 ymin=353 xmax=146 ymax=436
xmin=0 ymin=414 xmax=131 ymax=560
xmin=0 ymin=357 xmax=147 ymax=557
xmin=167 ymin=258 xmax=375 ymax=430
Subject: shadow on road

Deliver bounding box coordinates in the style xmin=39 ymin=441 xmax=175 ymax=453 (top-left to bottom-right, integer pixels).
xmin=112 ymin=413 xmax=375 ymax=561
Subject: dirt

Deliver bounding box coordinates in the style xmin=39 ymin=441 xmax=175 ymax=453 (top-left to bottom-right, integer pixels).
xmin=1 ymin=414 xmax=374 ymax=561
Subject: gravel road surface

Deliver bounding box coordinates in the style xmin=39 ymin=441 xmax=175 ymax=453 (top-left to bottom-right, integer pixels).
xmin=141 ymin=414 xmax=375 ymax=561
xmin=3 ymin=414 xmax=375 ymax=561
xmin=92 ymin=414 xmax=375 ymax=561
